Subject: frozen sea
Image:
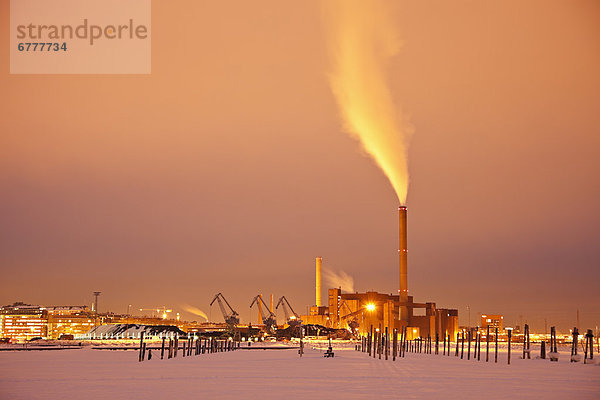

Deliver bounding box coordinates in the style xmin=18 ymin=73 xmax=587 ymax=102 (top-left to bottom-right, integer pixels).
xmin=0 ymin=343 xmax=598 ymax=399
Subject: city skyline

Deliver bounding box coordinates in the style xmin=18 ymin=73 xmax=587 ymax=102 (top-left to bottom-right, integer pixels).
xmin=1 ymin=0 xmax=599 ymax=333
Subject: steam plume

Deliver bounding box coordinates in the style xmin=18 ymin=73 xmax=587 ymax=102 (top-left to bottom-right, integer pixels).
xmin=181 ymin=304 xmax=208 ymax=321
xmin=324 ymin=0 xmax=412 ymax=204
xmin=323 ymin=268 xmax=355 ymax=293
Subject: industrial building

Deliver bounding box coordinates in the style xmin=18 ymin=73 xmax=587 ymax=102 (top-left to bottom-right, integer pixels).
xmin=302 ymin=206 xmax=459 ymax=340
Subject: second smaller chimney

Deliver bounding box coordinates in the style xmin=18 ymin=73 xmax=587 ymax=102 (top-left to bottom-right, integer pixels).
xmin=316 ymin=257 xmax=322 ymax=306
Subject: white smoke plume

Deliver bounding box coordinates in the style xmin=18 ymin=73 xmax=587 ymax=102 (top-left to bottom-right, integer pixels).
xmin=323 ymin=268 xmax=355 ymax=293
xmin=323 ymin=0 xmax=413 ymax=204
xmin=181 ymin=304 xmax=208 ymax=321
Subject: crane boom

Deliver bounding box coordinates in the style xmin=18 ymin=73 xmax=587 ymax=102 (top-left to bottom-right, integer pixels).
xmin=275 ymin=296 xmax=301 ymax=325
xmin=250 ymin=295 xmax=277 ymax=332
xmin=210 ymin=293 xmax=239 ymax=325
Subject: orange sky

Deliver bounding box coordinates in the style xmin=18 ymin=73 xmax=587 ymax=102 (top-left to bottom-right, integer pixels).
xmin=1 ymin=0 xmax=599 ymax=331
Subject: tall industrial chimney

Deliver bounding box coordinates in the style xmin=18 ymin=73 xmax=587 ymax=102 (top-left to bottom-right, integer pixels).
xmin=316 ymin=257 xmax=322 ymax=307
xmin=398 ymin=206 xmax=408 ymax=321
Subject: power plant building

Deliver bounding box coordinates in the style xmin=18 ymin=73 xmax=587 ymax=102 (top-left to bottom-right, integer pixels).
xmin=303 ymin=206 xmax=459 ymax=340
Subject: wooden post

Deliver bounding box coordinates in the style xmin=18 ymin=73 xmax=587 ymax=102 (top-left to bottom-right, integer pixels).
xmin=142 ymin=342 xmax=146 ymax=361
xmin=374 ymin=332 xmax=378 ymax=358
xmin=393 ymin=329 xmax=397 ymax=361
xmin=435 ymin=333 xmax=439 ymax=355
xmin=455 ymin=333 xmax=459 ymax=357
xmin=540 ymin=341 xmax=546 ymax=359
xmin=467 ymin=330 xmax=471 ymax=360
xmin=571 ymin=327 xmax=579 ymax=362
xmin=526 ymin=324 xmax=531 ymax=359
xmin=447 ymin=334 xmax=450 ymax=356
xmin=378 ymin=331 xmax=382 ymax=360
xmin=587 ymin=329 xmax=594 ymax=361
xmin=461 ymin=331 xmax=464 ymax=359
xmin=522 ymin=325 xmax=526 ymax=359
xmin=400 ymin=326 xmax=405 ymax=357
xmin=138 ymin=332 xmax=145 ymax=362
xmin=369 ymin=325 xmax=373 ymax=356
xmin=477 ymin=332 xmax=481 ymax=361
xmin=495 ymin=328 xmax=498 ymax=363
xmin=385 ymin=327 xmax=389 ymax=360
xmin=161 ymin=337 xmax=165 ymax=360
xmin=507 ymin=329 xmax=512 ymax=365
xmin=486 ymin=326 xmax=490 ymax=362
xmin=373 ymin=331 xmax=377 ymax=359
xmin=398 ymin=327 xmax=402 ymax=357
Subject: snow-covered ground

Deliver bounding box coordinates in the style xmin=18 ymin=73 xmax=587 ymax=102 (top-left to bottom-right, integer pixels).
xmin=0 ymin=343 xmax=598 ymax=399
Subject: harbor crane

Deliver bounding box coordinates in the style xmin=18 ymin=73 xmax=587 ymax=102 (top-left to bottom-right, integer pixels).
xmin=250 ymin=294 xmax=277 ymax=333
xmin=275 ymin=296 xmax=302 ymax=327
xmin=210 ymin=293 xmax=240 ymax=327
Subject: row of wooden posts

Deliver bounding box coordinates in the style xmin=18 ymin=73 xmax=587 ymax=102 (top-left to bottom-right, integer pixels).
xmin=569 ymin=327 xmax=596 ymax=363
xmin=138 ymin=332 xmax=238 ymax=362
xmin=357 ymin=324 xmax=590 ymax=365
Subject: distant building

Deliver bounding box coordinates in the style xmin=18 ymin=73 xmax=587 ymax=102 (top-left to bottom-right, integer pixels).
xmin=480 ymin=314 xmax=504 ymax=331
xmin=0 ymin=302 xmax=48 ymax=341
xmin=46 ymin=306 xmax=95 ymax=339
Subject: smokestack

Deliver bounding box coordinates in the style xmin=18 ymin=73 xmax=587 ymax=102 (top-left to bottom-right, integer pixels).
xmin=270 ymin=294 xmax=274 ymax=313
xmin=316 ymin=257 xmax=322 ymax=307
xmin=398 ymin=206 xmax=408 ymax=321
